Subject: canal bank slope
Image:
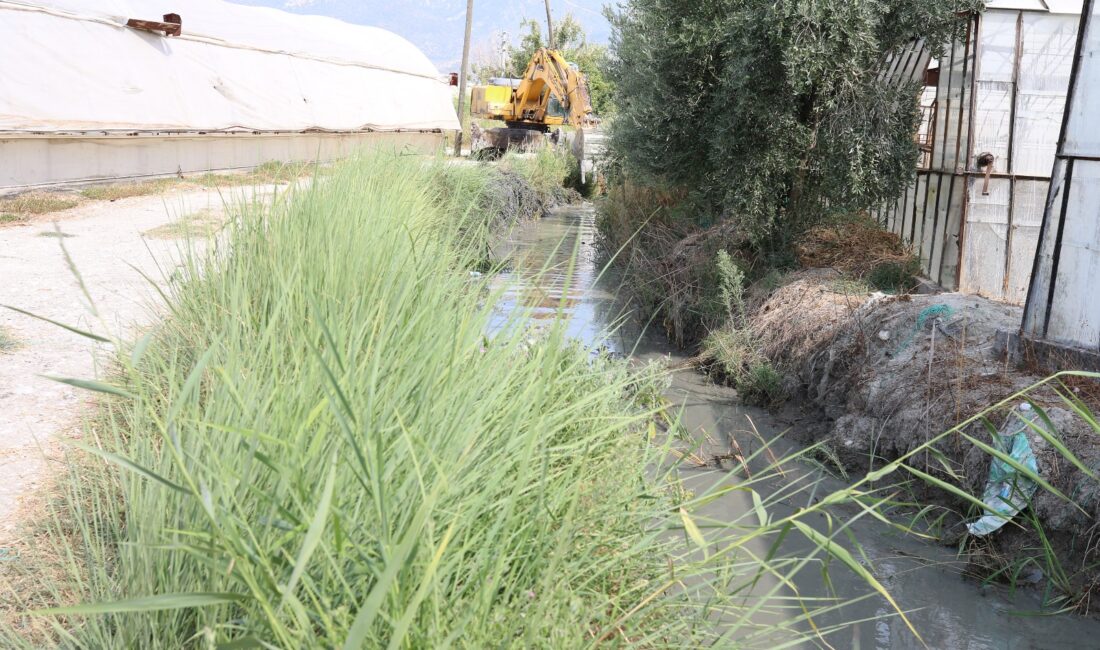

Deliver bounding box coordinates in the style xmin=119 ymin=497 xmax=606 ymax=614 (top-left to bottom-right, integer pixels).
xmin=599 ymin=201 xmax=1100 ymax=611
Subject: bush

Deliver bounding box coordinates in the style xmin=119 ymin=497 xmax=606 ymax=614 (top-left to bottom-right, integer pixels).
xmin=0 ymin=193 xmax=80 ymax=215
xmin=606 ymin=0 xmax=978 ymax=250
xmin=0 ymin=326 xmax=16 ymax=352
xmin=869 ymin=258 xmax=922 ymax=293
xmin=737 ymin=362 xmax=786 ymax=408
xmin=702 ymin=326 xmax=756 ymax=379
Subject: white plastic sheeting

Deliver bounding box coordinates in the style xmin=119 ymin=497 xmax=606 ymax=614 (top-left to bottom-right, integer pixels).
xmin=0 ymin=0 xmax=460 ymax=133
xmin=960 ymin=9 xmax=1080 ymax=303
xmin=987 ymin=0 xmax=1085 ymax=12
xmin=877 ymin=5 xmax=1084 ymax=305
xmin=1025 ymin=0 xmax=1100 ymax=351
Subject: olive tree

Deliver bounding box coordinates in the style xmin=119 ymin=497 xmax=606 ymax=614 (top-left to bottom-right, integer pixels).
xmin=606 ymin=0 xmax=979 ymax=250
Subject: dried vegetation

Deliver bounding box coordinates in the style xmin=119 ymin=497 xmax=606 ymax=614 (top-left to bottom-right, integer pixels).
xmin=749 ymin=270 xmax=1100 ymax=607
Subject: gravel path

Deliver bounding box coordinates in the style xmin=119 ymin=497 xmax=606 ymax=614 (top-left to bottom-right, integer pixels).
xmin=0 ymin=186 xmax=270 ymax=544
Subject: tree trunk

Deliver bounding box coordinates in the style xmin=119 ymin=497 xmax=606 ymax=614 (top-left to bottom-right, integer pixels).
xmin=454 ymin=0 xmax=475 ymax=157
xmin=544 ymin=0 xmax=555 ymax=49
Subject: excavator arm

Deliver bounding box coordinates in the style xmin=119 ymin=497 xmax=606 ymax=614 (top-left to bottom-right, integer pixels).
xmin=508 ymin=48 xmax=595 ymax=130
xmin=468 ymin=48 xmax=599 ymax=156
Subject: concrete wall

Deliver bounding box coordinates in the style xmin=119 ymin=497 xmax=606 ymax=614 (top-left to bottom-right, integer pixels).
xmin=0 ymin=131 xmax=446 ymax=191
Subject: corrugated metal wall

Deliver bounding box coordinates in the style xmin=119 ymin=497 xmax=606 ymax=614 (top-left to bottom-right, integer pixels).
xmin=1024 ymin=0 xmax=1100 ymax=351
xmin=876 ymin=9 xmax=1080 ymax=305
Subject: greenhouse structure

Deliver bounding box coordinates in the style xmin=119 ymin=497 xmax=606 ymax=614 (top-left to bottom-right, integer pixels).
xmin=0 ymin=0 xmax=459 ymax=190
xmin=874 ymin=0 xmax=1085 ymax=305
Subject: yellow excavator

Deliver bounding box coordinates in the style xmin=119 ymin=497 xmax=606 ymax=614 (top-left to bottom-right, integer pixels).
xmin=469 ymin=47 xmax=597 ymax=155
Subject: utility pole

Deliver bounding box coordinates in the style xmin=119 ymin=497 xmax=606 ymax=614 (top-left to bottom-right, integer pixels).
xmin=544 ymin=0 xmax=554 ymax=49
xmin=454 ymin=0 xmax=474 ymax=157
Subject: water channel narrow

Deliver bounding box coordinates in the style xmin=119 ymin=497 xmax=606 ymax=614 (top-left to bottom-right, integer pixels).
xmin=493 ymin=203 xmax=1100 ymax=649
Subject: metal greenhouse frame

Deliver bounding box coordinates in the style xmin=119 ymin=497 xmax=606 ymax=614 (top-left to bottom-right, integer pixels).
xmin=874 ymin=1 xmax=1084 ymax=305
xmin=1022 ymin=0 xmax=1100 ymax=362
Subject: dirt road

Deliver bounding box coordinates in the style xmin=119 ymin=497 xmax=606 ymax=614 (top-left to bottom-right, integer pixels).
xmin=0 ymin=186 xmax=267 ymax=544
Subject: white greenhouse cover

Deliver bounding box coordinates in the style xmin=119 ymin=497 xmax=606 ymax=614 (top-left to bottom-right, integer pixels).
xmin=986 ymin=0 xmax=1084 ymax=13
xmin=0 ymin=0 xmax=460 ymax=133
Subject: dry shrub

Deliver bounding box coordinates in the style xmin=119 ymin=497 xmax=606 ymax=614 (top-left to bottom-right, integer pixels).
xmin=80 ymin=178 xmax=179 ymax=201
xmin=0 ymin=192 xmax=81 ymax=217
xmin=599 ymin=184 xmax=756 ymax=347
xmin=751 ymin=268 xmax=876 ymax=366
xmin=796 ymin=215 xmax=918 ymax=288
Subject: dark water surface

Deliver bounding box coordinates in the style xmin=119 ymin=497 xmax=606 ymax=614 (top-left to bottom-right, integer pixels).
xmin=493 ymin=203 xmax=1100 ymax=649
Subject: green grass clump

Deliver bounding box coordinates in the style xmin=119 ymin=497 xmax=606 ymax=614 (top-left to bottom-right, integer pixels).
xmin=81 ymin=179 xmax=179 ymax=201
xmin=701 ymin=328 xmax=786 ymax=408
xmin=0 ymin=213 xmax=23 ymax=225
xmin=868 ymin=258 xmax=921 ymax=293
xmin=829 ymin=277 xmax=873 ymax=296
xmin=737 ymin=362 xmax=785 ymax=408
xmin=193 ymin=161 xmax=314 ymax=188
xmin=142 ymin=209 xmax=224 ymax=240
xmin=0 ymin=327 xmax=16 ymax=352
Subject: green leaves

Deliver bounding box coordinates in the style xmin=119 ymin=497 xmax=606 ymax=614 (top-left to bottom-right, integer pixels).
xmin=3 ymin=304 xmax=111 ymax=343
xmin=68 ymin=439 xmax=189 ymax=494
xmin=679 ymin=507 xmax=709 ymax=558
xmin=43 ymin=376 xmax=135 ymax=399
xmin=33 ymin=592 xmax=247 ymax=616
xmin=284 ymin=457 xmax=338 ymax=600
xmin=792 ymin=521 xmax=924 ymax=645
xmin=607 ymin=0 xmax=975 ymax=249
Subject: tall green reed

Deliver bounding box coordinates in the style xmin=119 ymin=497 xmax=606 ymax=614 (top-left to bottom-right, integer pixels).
xmin=0 ymin=153 xmax=825 ymax=647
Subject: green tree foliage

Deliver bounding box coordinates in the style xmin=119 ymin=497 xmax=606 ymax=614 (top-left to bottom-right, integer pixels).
xmin=606 ymin=0 xmax=979 ymax=250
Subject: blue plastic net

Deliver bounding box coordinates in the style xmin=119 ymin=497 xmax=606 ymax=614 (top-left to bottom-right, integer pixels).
xmin=895 ymin=303 xmax=955 ymax=354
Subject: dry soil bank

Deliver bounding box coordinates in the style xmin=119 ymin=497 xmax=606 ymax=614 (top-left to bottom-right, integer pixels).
xmin=747 ymin=269 xmax=1100 ymax=603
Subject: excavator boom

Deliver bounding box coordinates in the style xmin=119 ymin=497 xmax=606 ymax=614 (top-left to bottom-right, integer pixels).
xmin=470 ymin=48 xmax=596 ymax=133
xmin=507 ymin=48 xmax=595 ymax=129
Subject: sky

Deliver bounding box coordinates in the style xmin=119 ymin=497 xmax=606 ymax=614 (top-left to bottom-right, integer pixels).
xmin=232 ymin=0 xmax=613 ymax=71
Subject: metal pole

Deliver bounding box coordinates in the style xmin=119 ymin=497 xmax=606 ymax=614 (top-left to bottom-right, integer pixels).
xmin=454 ymin=0 xmax=474 ymax=157
xmin=544 ymin=0 xmax=554 ymax=49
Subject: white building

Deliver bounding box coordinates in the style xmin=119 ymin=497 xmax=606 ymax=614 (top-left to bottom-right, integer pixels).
xmin=0 ymin=0 xmax=459 ymax=190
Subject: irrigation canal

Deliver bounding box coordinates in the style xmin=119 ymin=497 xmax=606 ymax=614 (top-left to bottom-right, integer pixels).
xmin=493 ymin=203 xmax=1100 ymax=649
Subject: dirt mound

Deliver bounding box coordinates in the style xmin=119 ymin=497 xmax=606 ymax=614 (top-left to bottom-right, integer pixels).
xmin=751 ymin=271 xmax=1100 ymax=603
xmin=751 ymin=269 xmax=874 ymax=369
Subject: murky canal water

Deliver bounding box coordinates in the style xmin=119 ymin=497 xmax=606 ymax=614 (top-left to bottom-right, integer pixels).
xmin=494 ymin=203 xmax=1100 ymax=649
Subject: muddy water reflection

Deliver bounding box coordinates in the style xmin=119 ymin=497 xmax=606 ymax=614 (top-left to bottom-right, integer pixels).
xmin=496 ymin=204 xmax=1100 ymax=649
